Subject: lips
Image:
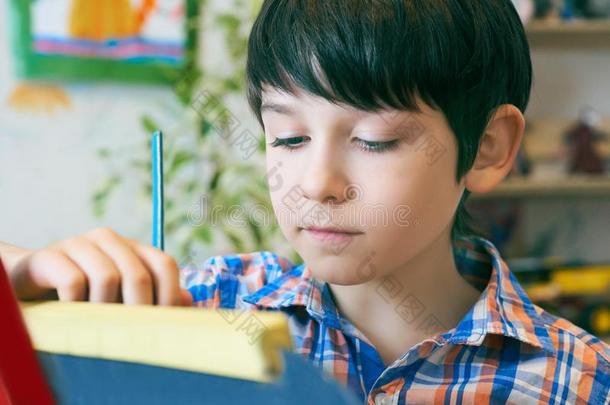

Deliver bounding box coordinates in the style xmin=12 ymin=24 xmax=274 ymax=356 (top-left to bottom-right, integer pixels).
xmin=303 ymin=226 xmax=363 ymax=235
xmin=301 ymin=226 xmax=364 ymax=246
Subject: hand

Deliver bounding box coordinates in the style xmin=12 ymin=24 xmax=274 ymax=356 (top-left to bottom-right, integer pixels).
xmin=7 ymin=228 xmax=193 ymax=306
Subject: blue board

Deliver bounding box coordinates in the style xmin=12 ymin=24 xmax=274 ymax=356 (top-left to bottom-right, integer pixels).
xmin=37 ymin=350 xmax=361 ymax=405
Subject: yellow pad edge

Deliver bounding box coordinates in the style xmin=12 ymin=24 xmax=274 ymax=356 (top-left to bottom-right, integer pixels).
xmin=20 ymin=301 xmax=294 ymax=383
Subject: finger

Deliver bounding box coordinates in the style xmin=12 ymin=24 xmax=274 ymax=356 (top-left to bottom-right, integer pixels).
xmin=180 ymin=289 xmax=193 ymax=307
xmin=84 ymin=228 xmax=153 ymax=306
xmin=59 ymin=238 xmax=121 ymax=303
xmin=126 ymin=240 xmax=181 ymax=306
xmin=19 ymin=249 xmax=88 ymax=302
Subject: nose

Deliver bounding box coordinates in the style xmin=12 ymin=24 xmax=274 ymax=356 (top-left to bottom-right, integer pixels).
xmin=299 ymin=144 xmax=350 ymax=205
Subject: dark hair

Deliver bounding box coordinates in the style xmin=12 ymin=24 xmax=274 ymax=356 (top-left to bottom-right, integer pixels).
xmin=245 ymin=0 xmax=532 ymax=241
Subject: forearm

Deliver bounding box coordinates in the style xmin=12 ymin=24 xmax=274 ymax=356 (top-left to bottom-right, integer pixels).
xmin=0 ymin=242 xmax=33 ymax=275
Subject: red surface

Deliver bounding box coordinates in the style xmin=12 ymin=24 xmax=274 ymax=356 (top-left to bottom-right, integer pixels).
xmin=0 ymin=258 xmax=54 ymax=405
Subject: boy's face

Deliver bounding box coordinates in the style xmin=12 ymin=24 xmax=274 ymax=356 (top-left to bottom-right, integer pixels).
xmin=261 ymin=86 xmax=466 ymax=285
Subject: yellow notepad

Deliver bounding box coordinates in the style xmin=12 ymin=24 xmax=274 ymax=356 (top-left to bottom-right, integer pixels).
xmin=20 ymin=301 xmax=293 ymax=383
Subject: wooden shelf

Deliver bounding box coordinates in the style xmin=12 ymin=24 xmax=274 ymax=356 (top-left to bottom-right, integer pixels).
xmin=527 ymin=19 xmax=610 ymax=34
xmin=526 ymin=19 xmax=610 ymax=47
xmin=472 ymin=177 xmax=610 ymax=199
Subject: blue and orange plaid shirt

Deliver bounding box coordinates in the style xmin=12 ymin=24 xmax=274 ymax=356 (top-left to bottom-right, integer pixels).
xmin=181 ymin=236 xmax=610 ymax=404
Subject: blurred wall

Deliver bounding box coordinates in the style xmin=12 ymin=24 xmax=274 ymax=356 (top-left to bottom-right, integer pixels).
xmin=529 ymin=48 xmax=610 ymax=118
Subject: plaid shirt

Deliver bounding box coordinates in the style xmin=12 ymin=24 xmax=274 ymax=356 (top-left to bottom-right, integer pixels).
xmin=181 ymin=236 xmax=610 ymax=404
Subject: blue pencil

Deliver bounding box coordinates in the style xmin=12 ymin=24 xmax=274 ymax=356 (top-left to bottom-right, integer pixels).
xmin=152 ymin=131 xmax=164 ymax=251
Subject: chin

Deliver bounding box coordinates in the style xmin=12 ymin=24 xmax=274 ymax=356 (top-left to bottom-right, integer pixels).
xmin=312 ymin=270 xmax=365 ymax=286
xmin=305 ymin=256 xmax=377 ymax=286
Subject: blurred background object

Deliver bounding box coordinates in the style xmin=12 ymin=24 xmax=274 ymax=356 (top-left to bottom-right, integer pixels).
xmin=511 ymin=261 xmax=610 ymax=337
xmin=534 ymin=0 xmax=558 ymax=20
xmin=531 ymin=0 xmax=610 ymax=20
xmin=575 ymin=0 xmax=610 ymax=18
xmin=564 ymin=105 xmax=607 ymax=174
xmin=7 ymin=83 xmax=71 ymax=114
xmin=10 ymin=0 xmax=189 ymax=83
xmin=68 ymin=0 xmax=157 ymax=40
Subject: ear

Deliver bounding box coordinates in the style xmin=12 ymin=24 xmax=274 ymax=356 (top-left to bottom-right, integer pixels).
xmin=464 ymin=105 xmax=525 ymax=194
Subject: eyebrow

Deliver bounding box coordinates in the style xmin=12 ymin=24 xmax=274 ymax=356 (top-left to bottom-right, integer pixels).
xmin=260 ymin=102 xmax=296 ymax=116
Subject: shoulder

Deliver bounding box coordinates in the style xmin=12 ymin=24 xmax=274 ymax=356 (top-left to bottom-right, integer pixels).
xmin=465 ymin=308 xmax=610 ymax=404
xmin=180 ymin=251 xmax=295 ymax=309
xmin=522 ymin=306 xmax=610 ymax=404
xmin=539 ymin=306 xmax=610 ymax=366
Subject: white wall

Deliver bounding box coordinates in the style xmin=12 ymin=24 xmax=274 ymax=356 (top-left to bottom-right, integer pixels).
xmin=528 ymin=48 xmax=610 ymax=119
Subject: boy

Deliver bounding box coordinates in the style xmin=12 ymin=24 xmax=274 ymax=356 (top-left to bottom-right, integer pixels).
xmin=2 ymin=1 xmax=609 ymax=403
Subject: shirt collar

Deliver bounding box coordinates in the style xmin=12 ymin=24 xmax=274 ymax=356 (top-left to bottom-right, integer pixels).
xmin=446 ymin=236 xmax=555 ymax=355
xmin=242 ymin=236 xmax=555 ymax=355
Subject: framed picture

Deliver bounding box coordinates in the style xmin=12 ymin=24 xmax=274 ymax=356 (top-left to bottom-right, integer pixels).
xmin=9 ymin=0 xmax=198 ymax=84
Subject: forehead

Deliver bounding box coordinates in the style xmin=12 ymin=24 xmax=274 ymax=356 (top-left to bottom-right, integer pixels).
xmin=260 ymin=85 xmax=439 ymax=125
xmin=261 ymin=86 xmax=331 ymax=108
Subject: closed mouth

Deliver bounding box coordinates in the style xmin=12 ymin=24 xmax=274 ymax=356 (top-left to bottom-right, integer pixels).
xmin=301 ymin=226 xmax=363 ymax=235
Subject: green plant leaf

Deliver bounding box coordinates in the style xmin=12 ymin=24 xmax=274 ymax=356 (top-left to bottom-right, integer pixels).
xmin=215 ymin=14 xmax=241 ymax=32
xmin=92 ymin=175 xmax=122 ymax=218
xmin=141 ymin=115 xmax=159 ymax=134
xmin=129 ymin=159 xmax=150 ymax=170
xmin=167 ymin=151 xmax=197 ymax=181
xmin=193 ymin=226 xmax=213 ymax=244
xmin=200 ymin=118 xmax=213 ymax=139
xmin=97 ymin=148 xmax=111 ymax=159
xmin=246 ymin=216 xmax=263 ymax=249
xmin=209 ymin=169 xmax=222 ymax=191
xmin=223 ymin=226 xmax=245 ymax=253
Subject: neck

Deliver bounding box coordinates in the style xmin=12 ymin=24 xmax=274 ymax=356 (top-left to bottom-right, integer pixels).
xmin=327 ymin=228 xmax=482 ymax=366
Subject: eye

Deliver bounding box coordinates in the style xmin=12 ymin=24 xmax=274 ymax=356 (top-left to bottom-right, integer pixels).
xmin=268 ymin=136 xmax=400 ymax=154
xmin=355 ymin=139 xmax=400 ymax=153
xmin=269 ymin=136 xmax=309 ymax=151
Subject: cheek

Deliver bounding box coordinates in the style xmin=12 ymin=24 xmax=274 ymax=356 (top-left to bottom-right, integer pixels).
xmin=364 ymin=146 xmax=462 ymax=268
xmin=265 ymin=155 xmax=300 ymax=238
